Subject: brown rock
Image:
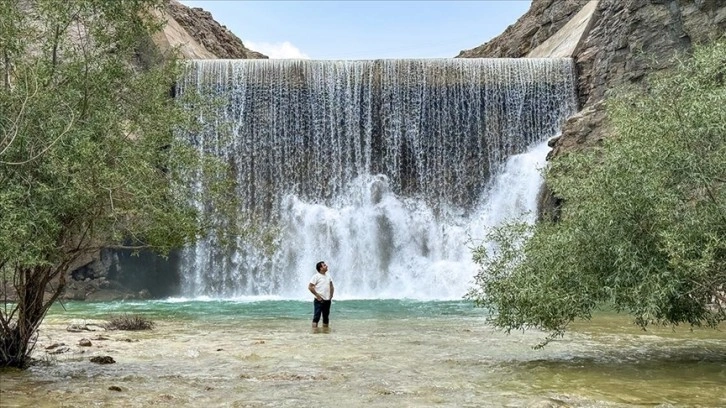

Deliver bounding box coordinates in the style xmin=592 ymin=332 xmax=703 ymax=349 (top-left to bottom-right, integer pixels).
xmin=90 ymin=356 xmax=116 ymax=364
xmin=456 ymin=0 xmax=585 ymax=59
xmin=45 ymin=343 xmax=66 ymax=350
xmin=163 ymin=0 xmax=267 ymax=59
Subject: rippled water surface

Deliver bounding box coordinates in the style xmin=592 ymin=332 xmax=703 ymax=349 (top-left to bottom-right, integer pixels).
xmin=1 ymin=300 xmax=724 ymax=407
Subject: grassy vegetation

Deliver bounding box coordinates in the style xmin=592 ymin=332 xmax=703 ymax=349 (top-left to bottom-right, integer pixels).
xmin=105 ymin=314 xmax=155 ymax=331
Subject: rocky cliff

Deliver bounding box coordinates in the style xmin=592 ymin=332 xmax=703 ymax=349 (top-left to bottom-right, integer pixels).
xmin=153 ymin=0 xmax=267 ymax=59
xmin=457 ymin=0 xmax=726 ymax=218
xmin=457 ymin=0 xmax=586 ymax=59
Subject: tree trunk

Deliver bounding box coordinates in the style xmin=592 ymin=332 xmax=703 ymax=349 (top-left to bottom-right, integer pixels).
xmin=0 ymin=266 xmax=65 ymax=368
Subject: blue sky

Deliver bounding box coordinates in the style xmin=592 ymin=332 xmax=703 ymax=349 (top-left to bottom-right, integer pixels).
xmin=178 ymin=1 xmax=532 ymax=59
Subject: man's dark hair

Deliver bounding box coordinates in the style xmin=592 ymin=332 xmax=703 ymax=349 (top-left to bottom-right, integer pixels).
xmin=316 ymin=261 xmax=325 ymax=272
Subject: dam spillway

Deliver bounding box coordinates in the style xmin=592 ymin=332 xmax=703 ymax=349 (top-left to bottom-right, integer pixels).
xmin=176 ymin=58 xmax=577 ymax=299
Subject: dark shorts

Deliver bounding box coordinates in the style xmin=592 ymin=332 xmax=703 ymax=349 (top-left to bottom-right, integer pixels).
xmin=312 ymin=299 xmax=331 ymax=324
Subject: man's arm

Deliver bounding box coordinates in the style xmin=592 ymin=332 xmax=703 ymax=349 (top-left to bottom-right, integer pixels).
xmin=308 ymin=283 xmax=322 ymax=300
xmin=329 ymin=281 xmax=334 ymax=300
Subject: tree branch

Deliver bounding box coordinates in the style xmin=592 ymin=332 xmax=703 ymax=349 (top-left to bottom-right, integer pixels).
xmin=0 ymin=109 xmax=75 ymax=165
xmin=0 ymin=71 xmax=38 ymax=157
xmin=3 ymin=49 xmax=9 ymax=90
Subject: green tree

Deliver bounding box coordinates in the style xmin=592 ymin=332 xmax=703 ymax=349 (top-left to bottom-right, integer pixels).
xmin=0 ymin=0 xmax=235 ymax=368
xmin=468 ymin=39 xmax=726 ymax=346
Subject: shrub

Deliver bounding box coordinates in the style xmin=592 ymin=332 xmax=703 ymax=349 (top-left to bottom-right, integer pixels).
xmin=468 ymin=39 xmax=726 ymax=347
xmin=105 ymin=314 xmax=155 ymax=331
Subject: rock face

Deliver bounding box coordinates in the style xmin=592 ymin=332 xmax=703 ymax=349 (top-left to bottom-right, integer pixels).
xmin=155 ymin=0 xmax=267 ymax=59
xmin=456 ymin=0 xmax=585 ymax=59
xmin=458 ymin=0 xmax=726 ymax=218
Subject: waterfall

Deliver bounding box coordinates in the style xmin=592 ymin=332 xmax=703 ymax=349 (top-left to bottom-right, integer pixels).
xmin=176 ymin=58 xmax=577 ymax=300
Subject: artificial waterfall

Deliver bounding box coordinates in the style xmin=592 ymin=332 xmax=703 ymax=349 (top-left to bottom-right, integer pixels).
xmin=176 ymin=58 xmax=577 ymax=300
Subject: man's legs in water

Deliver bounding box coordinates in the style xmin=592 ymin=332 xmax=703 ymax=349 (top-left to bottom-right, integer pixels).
xmin=321 ymin=300 xmax=331 ymax=327
xmin=312 ymin=299 xmax=323 ymax=328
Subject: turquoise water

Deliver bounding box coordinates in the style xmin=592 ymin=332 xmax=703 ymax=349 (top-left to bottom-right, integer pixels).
xmin=49 ymin=299 xmax=487 ymax=321
xmin=2 ymin=300 xmax=724 ymax=408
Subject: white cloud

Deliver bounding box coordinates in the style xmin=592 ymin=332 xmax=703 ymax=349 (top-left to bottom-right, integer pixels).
xmin=244 ymin=40 xmax=310 ymax=59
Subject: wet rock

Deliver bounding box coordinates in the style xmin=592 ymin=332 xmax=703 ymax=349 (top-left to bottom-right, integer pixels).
xmin=79 ymin=339 xmax=93 ymax=347
xmin=45 ymin=342 xmax=66 ymax=350
xmin=108 ymin=385 xmax=122 ymax=392
xmin=46 ymin=343 xmax=71 ymax=354
xmin=67 ymin=323 xmax=95 ymax=332
xmin=90 ymin=356 xmax=116 ymax=364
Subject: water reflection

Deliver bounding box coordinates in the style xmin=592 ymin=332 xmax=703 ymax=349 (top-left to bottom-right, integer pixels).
xmin=312 ymin=326 xmax=331 ymax=335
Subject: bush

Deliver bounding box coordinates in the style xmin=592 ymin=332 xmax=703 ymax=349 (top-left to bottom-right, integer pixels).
xmin=105 ymin=314 xmax=155 ymax=331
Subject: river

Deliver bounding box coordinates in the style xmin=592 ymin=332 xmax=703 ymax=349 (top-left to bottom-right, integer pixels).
xmin=1 ymin=300 xmax=724 ymax=407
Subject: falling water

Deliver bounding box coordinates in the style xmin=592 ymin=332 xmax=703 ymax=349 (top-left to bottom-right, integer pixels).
xmin=176 ymin=58 xmax=577 ymax=299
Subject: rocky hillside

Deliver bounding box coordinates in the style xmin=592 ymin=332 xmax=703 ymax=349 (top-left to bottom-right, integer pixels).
xmin=153 ymin=0 xmax=267 ymax=59
xmin=457 ymin=0 xmax=726 ymax=218
xmin=456 ymin=0 xmax=585 ymax=59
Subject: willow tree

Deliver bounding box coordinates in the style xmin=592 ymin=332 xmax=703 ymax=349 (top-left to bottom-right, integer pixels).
xmin=0 ymin=0 xmax=235 ymax=368
xmin=468 ymin=39 xmax=726 ymax=346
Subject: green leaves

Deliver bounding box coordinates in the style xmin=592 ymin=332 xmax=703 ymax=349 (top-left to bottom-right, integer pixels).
xmin=468 ymin=39 xmax=726 ymax=345
xmin=3 ymin=0 xmax=198 ymax=253
xmin=0 ymin=0 xmax=252 ymax=367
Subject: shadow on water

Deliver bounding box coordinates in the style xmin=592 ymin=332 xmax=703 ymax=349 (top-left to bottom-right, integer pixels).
xmin=474 ymin=340 xmax=726 ymax=407
xmin=510 ymin=345 xmax=726 ymax=374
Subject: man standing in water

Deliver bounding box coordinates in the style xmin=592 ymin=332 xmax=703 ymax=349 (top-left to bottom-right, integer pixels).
xmin=308 ymin=261 xmax=334 ymax=328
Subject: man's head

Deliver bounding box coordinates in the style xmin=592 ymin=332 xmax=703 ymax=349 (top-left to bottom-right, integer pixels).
xmin=316 ymin=261 xmax=328 ymax=273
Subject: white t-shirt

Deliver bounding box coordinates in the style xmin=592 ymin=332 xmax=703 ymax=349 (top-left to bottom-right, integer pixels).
xmin=309 ymin=272 xmax=333 ymax=300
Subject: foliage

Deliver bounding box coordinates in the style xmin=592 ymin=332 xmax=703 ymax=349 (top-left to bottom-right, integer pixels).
xmin=105 ymin=314 xmax=155 ymax=331
xmin=468 ymin=39 xmax=726 ymax=346
xmin=0 ymin=0 xmax=235 ymax=368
